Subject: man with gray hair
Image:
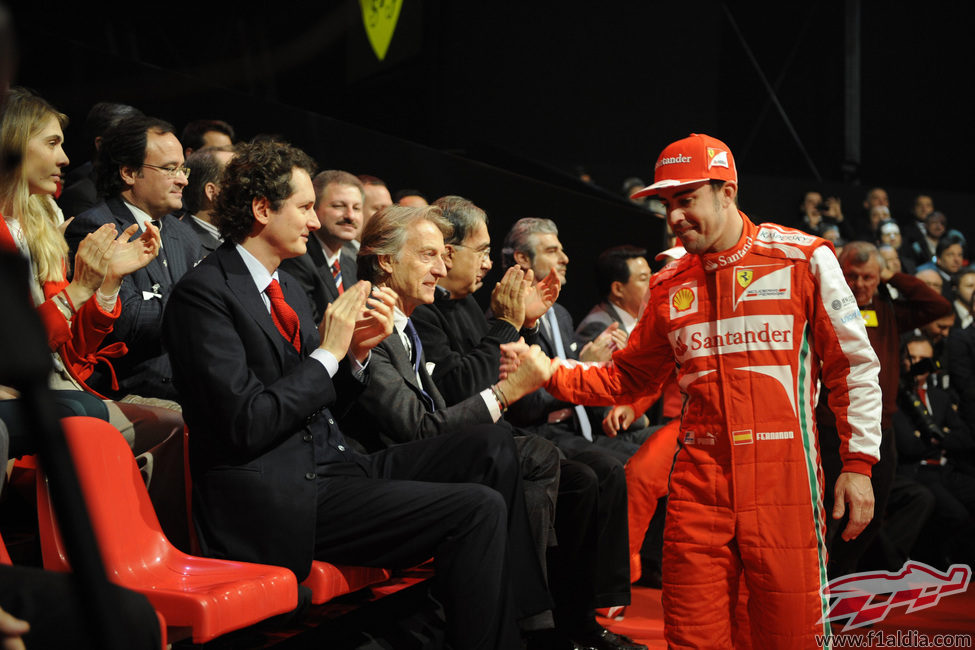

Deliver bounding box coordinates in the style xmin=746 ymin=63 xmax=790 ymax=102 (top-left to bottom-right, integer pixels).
xmin=182 ymin=145 xmax=235 ymax=256
xmin=817 ymin=240 xmax=951 ymax=577
xmin=280 ymin=170 xmax=362 ymax=321
xmin=501 ymin=217 xmax=640 ymax=462
xmin=384 ymin=200 xmax=643 ymax=650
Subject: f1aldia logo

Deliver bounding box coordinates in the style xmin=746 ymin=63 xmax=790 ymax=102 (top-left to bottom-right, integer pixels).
xmin=819 ymin=561 xmax=971 ymax=631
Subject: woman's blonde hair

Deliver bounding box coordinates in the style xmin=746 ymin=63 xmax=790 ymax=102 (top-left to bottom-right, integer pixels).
xmin=0 ymin=87 xmax=70 ymax=283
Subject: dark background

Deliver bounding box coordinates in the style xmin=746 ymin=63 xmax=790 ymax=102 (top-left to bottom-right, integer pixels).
xmin=7 ymin=1 xmax=973 ymax=317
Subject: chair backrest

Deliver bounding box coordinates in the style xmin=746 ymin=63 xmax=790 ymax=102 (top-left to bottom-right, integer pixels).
xmin=36 ymin=416 xmax=172 ymax=574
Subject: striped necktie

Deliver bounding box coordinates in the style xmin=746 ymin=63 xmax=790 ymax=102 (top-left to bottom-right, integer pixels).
xmin=331 ymin=260 xmax=344 ymax=295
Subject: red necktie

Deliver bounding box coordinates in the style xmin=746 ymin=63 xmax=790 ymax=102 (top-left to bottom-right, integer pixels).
xmin=331 ymin=260 xmax=344 ymax=295
xmin=265 ymin=279 xmax=301 ymax=352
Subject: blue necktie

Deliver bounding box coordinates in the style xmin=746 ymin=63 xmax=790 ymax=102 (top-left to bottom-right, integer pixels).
xmin=547 ymin=309 xmax=593 ymax=441
xmin=405 ymin=318 xmax=436 ymax=412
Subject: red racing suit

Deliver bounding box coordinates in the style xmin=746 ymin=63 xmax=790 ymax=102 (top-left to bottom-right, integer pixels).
xmin=547 ymin=214 xmax=881 ymax=648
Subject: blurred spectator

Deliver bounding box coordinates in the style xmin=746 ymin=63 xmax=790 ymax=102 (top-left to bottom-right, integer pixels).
xmin=951 ymin=267 xmax=975 ymax=331
xmin=356 ymin=174 xmax=391 ymax=248
xmin=916 ymin=267 xmax=944 ymax=294
xmin=894 ymin=334 xmax=975 ymax=569
xmin=899 ymin=193 xmax=935 ymax=255
xmin=57 ymin=101 xmax=143 ymax=219
xmin=181 ymin=145 xmax=235 ymax=256
xmin=918 ymin=234 xmax=966 ymax=302
xmin=879 ymin=219 xmax=916 ymax=275
xmin=180 ymin=118 xmax=234 ymax=157
xmin=393 ymin=188 xmax=428 ymax=207
xmin=817 ymin=240 xmax=951 ymax=579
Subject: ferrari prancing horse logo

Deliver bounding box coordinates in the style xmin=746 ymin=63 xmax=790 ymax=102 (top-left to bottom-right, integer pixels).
xmin=736 ymin=269 xmax=754 ymax=288
xmin=360 ymin=0 xmax=402 ymax=61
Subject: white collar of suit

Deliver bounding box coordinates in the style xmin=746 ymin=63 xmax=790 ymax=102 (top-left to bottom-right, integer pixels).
xmin=191 ymin=214 xmax=222 ymax=241
xmin=122 ymin=199 xmax=156 ymax=233
xmin=316 ymin=233 xmax=343 ymax=268
xmin=235 ymin=242 xmax=279 ymax=310
xmin=608 ymin=301 xmax=638 ymax=333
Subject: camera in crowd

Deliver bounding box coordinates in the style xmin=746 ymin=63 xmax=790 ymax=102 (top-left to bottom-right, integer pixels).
xmin=898 ymin=357 xmax=947 ymax=442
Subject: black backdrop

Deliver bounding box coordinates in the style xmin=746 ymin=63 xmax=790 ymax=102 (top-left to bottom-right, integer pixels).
xmin=8 ymin=1 xmax=975 ymax=319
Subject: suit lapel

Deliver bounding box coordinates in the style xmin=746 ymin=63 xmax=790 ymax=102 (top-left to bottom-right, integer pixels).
xmin=307 ymin=236 xmax=338 ymax=302
xmin=108 ymin=197 xmax=172 ymax=288
xmin=219 ymin=245 xmax=291 ymax=365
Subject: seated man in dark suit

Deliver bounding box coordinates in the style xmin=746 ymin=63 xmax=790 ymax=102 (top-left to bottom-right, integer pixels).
xmin=162 ymin=140 xmax=551 ymax=649
xmin=279 ymin=170 xmax=362 ymax=322
xmin=181 ymin=145 xmax=236 ymax=257
xmin=64 ymin=115 xmax=202 ymax=402
xmin=412 ymin=198 xmax=642 ymax=650
xmin=576 ymin=245 xmax=650 ymax=346
xmin=501 ymin=217 xmax=640 ymax=462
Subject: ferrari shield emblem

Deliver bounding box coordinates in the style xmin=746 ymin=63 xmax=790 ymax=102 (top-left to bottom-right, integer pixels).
xmin=736 ymin=269 xmax=754 ymax=288
xmin=359 ymin=0 xmax=402 ymax=61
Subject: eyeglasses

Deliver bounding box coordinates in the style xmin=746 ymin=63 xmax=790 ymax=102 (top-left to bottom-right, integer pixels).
xmin=142 ymin=163 xmax=191 ymax=179
xmin=453 ymin=244 xmax=491 ymax=260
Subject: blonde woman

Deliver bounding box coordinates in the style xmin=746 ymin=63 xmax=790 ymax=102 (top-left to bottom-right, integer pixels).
xmin=1 ymin=88 xmax=187 ymax=546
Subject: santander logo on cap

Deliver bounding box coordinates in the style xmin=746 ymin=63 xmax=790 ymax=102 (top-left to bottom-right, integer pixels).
xmin=631 ymin=133 xmax=737 ymax=199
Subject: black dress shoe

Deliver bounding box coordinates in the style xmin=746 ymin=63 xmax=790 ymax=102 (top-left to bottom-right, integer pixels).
xmin=573 ymin=627 xmax=648 ymax=650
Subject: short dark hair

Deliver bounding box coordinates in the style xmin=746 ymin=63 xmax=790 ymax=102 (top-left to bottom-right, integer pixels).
xmin=182 ymin=145 xmax=234 ymax=214
xmin=393 ymin=188 xmax=428 ymax=203
xmin=181 ymin=119 xmax=235 ymax=152
xmin=433 ymin=195 xmax=487 ymax=246
xmin=358 ymin=174 xmax=386 ymax=187
xmin=94 ymin=115 xmax=175 ymax=199
xmin=594 ymin=245 xmax=648 ymax=298
xmin=936 ymin=233 xmax=965 ymax=259
xmin=83 ymin=102 xmax=142 ymax=154
xmin=213 ymin=139 xmax=316 ymax=244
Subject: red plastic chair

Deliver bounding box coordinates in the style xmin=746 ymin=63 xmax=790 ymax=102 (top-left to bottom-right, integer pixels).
xmin=36 ymin=416 xmax=298 ymax=644
xmin=182 ymin=426 xmax=391 ymax=605
xmin=2 ymin=527 xmax=167 ymax=646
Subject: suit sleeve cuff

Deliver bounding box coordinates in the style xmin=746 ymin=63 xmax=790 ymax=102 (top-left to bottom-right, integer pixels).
xmin=310 ymin=348 xmax=339 ymax=377
xmin=480 ymin=388 xmax=502 ymax=422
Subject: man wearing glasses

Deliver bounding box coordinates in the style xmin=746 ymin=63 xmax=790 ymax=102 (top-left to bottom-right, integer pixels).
xmin=65 ymin=115 xmax=202 ymax=402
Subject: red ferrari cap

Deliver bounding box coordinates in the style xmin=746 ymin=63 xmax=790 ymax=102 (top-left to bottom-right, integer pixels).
xmin=631 ymin=133 xmax=737 ymax=199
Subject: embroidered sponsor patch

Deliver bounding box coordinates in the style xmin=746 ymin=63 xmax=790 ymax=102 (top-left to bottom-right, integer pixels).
xmin=670 ymin=314 xmax=795 ymax=361
xmin=669 ymin=281 xmax=699 ymax=320
xmin=732 ymin=429 xmax=753 ymax=445
xmin=732 ymin=264 xmax=792 ymax=309
xmin=831 ymin=295 xmax=858 ymax=311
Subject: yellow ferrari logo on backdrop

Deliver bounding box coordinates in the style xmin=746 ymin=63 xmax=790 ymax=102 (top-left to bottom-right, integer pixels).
xmin=360 ymin=0 xmax=402 ymax=61
xmin=736 ymin=269 xmax=754 ymax=288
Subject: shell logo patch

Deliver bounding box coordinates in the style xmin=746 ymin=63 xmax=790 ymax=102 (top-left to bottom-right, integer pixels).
xmin=669 ymin=282 xmax=699 ymax=319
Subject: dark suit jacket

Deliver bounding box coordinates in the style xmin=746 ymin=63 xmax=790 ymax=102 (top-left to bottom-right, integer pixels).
xmin=184 ymin=216 xmax=222 ymax=257
xmin=65 ymin=197 xmax=202 ymax=399
xmin=162 ymin=241 xmax=367 ymax=580
xmin=340 ymin=331 xmax=492 ymax=453
xmin=279 ymin=235 xmax=357 ymax=323
xmin=412 ymin=291 xmax=526 ymax=407
xmin=574 ymin=301 xmax=625 ymax=346
xmin=506 ymin=303 xmax=578 ymax=429
xmin=56 ymin=161 xmax=98 ymax=219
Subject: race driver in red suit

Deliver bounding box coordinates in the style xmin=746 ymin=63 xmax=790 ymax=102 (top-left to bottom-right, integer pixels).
xmin=544 ymin=134 xmax=882 ymax=648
